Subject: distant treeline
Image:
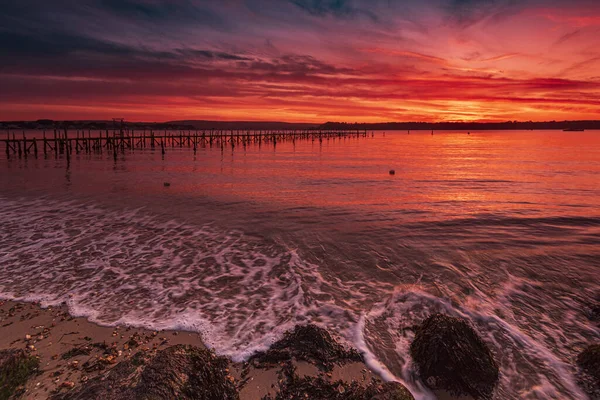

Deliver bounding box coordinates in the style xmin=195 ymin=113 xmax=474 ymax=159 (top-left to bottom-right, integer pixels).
xmin=0 ymin=120 xmax=196 ymax=130
xmin=0 ymin=119 xmax=318 ymax=131
xmin=319 ymin=121 xmax=600 ymax=131
xmin=1 ymin=119 xmax=600 ymax=131
xmin=169 ymin=120 xmax=318 ymax=130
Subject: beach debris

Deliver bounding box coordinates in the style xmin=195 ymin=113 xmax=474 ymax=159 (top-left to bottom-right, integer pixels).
xmin=248 ymin=324 xmax=363 ymax=372
xmin=0 ymin=349 xmax=40 ymax=399
xmin=25 ymin=334 xmax=31 ymax=340
xmin=262 ymin=363 xmax=413 ymax=400
xmin=410 ymin=313 xmax=499 ymax=400
xmin=61 ymin=345 xmax=91 ymax=360
xmin=61 ymin=381 xmax=75 ymax=389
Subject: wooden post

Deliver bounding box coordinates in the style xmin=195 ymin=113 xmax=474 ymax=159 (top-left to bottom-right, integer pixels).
xmin=22 ymin=133 xmax=27 ymax=158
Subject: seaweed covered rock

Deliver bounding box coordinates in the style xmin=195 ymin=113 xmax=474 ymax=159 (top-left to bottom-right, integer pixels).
xmin=589 ymin=305 xmax=600 ymax=324
xmin=250 ymin=324 xmax=363 ymax=371
xmin=137 ymin=345 xmax=237 ymax=399
xmin=0 ymin=349 xmax=39 ymax=400
xmin=52 ymin=345 xmax=238 ymax=400
xmin=371 ymin=382 xmax=415 ymax=400
xmin=410 ymin=314 xmax=498 ymax=400
xmin=263 ymin=363 xmax=414 ymax=400
xmin=577 ymin=344 xmax=600 ymax=397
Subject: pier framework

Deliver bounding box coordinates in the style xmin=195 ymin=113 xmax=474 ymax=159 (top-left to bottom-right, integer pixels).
xmin=3 ymin=128 xmax=370 ymax=160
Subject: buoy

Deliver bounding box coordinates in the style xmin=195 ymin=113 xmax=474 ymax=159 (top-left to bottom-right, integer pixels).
xmin=389 ymin=170 xmax=395 ymax=175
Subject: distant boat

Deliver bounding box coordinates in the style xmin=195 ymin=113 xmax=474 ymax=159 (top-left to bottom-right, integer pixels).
xmin=563 ymin=128 xmax=584 ymax=132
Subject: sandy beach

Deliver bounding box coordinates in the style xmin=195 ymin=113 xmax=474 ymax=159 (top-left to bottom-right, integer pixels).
xmin=0 ymin=300 xmax=387 ymax=399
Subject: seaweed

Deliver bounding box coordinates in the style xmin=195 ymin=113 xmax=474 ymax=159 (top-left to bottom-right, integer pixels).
xmin=578 ymin=345 xmax=600 ymax=389
xmin=410 ymin=314 xmax=499 ymax=400
xmin=0 ymin=349 xmax=40 ymax=400
xmin=53 ymin=345 xmax=238 ymax=400
xmin=249 ymin=325 xmax=363 ymax=371
xmin=61 ymin=346 xmax=91 ymax=360
xmin=262 ymin=363 xmax=413 ymax=400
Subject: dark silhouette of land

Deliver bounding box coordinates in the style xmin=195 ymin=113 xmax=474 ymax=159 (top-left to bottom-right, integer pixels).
xmin=0 ymin=120 xmax=318 ymax=131
xmin=1 ymin=119 xmax=600 ymax=131
xmin=320 ymin=120 xmax=600 ymax=131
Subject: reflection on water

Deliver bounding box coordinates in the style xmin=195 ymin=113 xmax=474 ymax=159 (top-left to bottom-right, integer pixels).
xmin=1 ymin=130 xmax=599 ymax=399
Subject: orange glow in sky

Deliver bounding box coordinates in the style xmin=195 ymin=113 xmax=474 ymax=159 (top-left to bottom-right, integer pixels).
xmin=1 ymin=1 xmax=599 ymax=123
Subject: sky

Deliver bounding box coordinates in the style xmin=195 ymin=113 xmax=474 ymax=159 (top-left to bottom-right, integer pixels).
xmin=1 ymin=0 xmax=600 ymax=123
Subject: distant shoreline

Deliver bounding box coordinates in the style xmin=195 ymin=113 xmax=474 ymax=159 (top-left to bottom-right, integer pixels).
xmin=1 ymin=119 xmax=600 ymax=131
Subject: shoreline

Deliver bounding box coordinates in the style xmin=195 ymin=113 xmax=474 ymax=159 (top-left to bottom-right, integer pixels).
xmin=0 ymin=300 xmax=387 ymax=399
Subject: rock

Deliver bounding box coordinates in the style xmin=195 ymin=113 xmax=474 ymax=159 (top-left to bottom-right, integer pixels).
xmin=51 ymin=345 xmax=238 ymax=400
xmin=577 ymin=344 xmax=600 ymax=397
xmin=410 ymin=314 xmax=498 ymax=399
xmin=389 ymin=170 xmax=395 ymax=175
xmin=61 ymin=381 xmax=75 ymax=389
xmin=371 ymin=382 xmax=415 ymax=400
xmin=263 ymin=365 xmax=414 ymax=400
xmin=588 ymin=305 xmax=600 ymax=324
xmin=248 ymin=324 xmax=363 ymax=371
xmin=0 ymin=349 xmax=40 ymax=399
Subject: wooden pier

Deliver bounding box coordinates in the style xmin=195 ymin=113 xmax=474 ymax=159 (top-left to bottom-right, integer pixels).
xmin=3 ymin=128 xmax=370 ymax=160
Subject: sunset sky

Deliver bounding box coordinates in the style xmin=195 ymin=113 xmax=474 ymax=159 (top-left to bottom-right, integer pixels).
xmin=1 ymin=0 xmax=600 ymax=123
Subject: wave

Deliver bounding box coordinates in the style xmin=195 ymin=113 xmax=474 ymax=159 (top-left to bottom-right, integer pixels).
xmin=0 ymin=195 xmax=597 ymax=399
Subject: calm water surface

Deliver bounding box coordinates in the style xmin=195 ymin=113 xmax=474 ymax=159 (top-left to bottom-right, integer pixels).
xmin=1 ymin=130 xmax=599 ymax=399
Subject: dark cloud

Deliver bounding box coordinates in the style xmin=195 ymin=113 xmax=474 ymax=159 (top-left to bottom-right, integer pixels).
xmin=554 ymin=29 xmax=582 ymax=46
xmin=290 ymin=0 xmax=379 ymax=21
xmin=444 ymin=0 xmax=523 ymax=27
xmin=97 ymin=0 xmax=226 ymax=26
xmin=0 ymin=29 xmax=251 ymax=74
xmin=240 ymin=55 xmax=355 ymax=76
xmin=178 ymin=50 xmax=251 ymax=61
xmin=0 ymin=31 xmax=133 ymax=59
